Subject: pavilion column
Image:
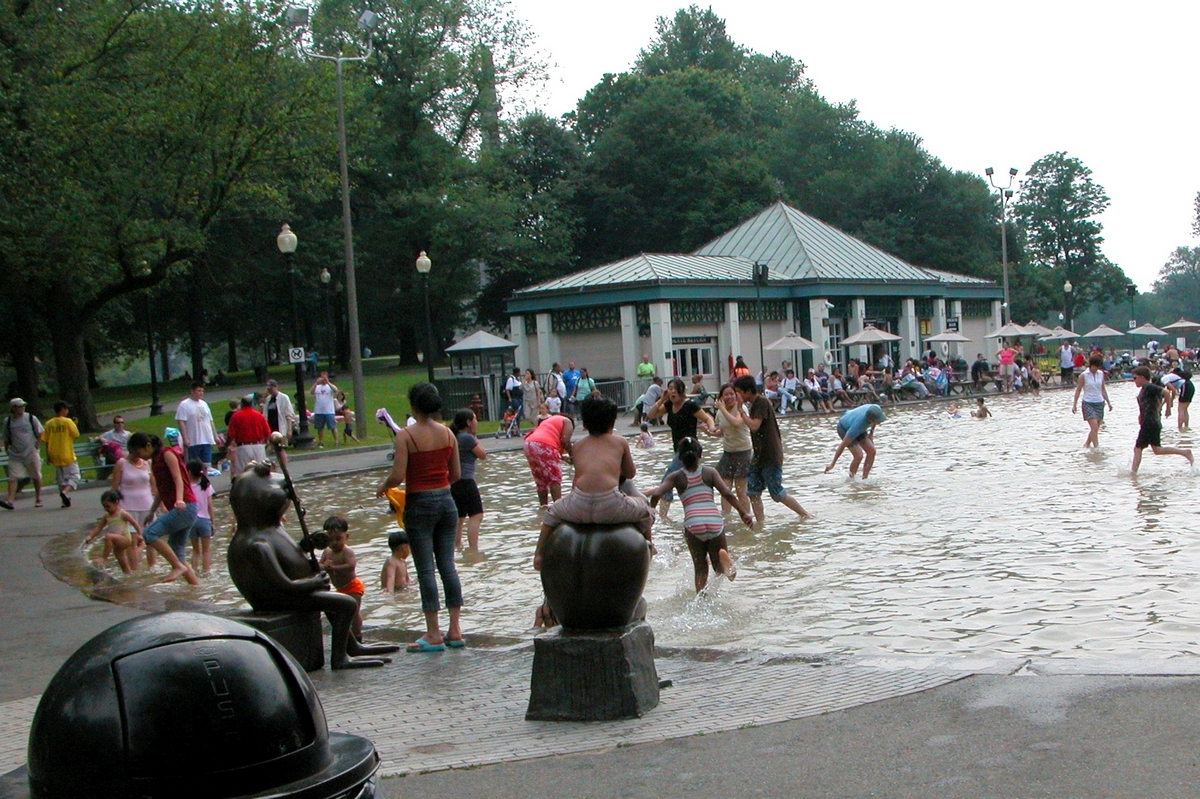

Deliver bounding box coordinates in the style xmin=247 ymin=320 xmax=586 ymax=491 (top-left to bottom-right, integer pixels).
xmin=805 ymin=299 xmax=829 ymax=372
xmin=510 ymin=314 xmax=529 ymax=372
xmin=899 ymin=298 xmax=918 ymax=363
xmin=620 ymin=305 xmax=639 ymax=384
xmin=950 ymin=300 xmax=963 ymax=361
xmin=536 ymin=312 xmax=555 ymax=375
xmin=648 ymin=302 xmax=673 ymax=379
xmin=718 ymin=301 xmax=740 ymax=384
xmin=932 ymin=299 xmax=947 ymax=360
xmin=850 ymin=298 xmax=869 ymax=364
xmin=989 ymin=301 xmax=1003 ymax=337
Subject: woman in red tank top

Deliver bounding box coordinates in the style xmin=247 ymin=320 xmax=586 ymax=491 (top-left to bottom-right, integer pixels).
xmin=377 ymin=382 xmax=464 ymax=652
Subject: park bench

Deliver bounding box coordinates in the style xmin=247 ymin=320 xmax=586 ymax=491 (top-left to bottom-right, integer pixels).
xmin=0 ymin=440 xmax=106 ymax=483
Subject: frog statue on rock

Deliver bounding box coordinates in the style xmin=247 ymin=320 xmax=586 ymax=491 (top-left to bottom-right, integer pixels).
xmin=227 ymin=462 xmax=398 ymax=669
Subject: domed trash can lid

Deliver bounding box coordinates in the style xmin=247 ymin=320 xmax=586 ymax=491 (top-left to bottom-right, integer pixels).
xmin=3 ymin=612 xmax=379 ymax=799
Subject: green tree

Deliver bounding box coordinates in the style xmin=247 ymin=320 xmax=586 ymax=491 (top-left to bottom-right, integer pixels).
xmin=1152 ymin=247 xmax=1200 ymax=323
xmin=1011 ymin=152 xmax=1129 ymax=328
xmin=0 ymin=1 xmax=331 ymax=428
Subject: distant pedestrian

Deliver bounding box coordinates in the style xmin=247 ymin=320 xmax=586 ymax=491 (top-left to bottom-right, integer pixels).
xmin=175 ymin=382 xmax=220 ymax=476
xmin=262 ymin=379 xmax=296 ymax=442
xmin=225 ymin=396 xmax=271 ymax=475
xmin=2 ymin=398 xmax=43 ymax=510
xmin=310 ymin=372 xmax=340 ymax=448
xmin=42 ymin=401 xmax=80 ymax=508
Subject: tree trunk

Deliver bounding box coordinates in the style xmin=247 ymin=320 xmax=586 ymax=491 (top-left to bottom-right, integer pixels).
xmin=188 ymin=262 xmax=205 ymax=381
xmin=227 ymin=325 xmax=238 ymax=372
xmin=84 ymin=339 xmax=100 ymax=389
xmin=8 ymin=311 xmax=43 ymax=417
xmin=49 ymin=318 xmax=100 ymax=432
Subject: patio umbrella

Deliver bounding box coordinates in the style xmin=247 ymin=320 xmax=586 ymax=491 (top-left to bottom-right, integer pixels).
xmin=1128 ymin=323 xmax=1167 ymax=338
xmin=1163 ymin=318 xmax=1200 ymax=332
xmin=1081 ymin=324 xmax=1126 ymax=338
xmin=763 ymin=331 xmax=817 ymax=350
xmin=840 ymin=324 xmax=901 ymax=346
xmin=1039 ymin=325 xmax=1079 ymax=341
xmin=924 ymin=331 xmax=973 ymax=343
xmin=1022 ymin=321 xmax=1055 ymax=337
xmin=984 ymin=322 xmax=1030 ymax=339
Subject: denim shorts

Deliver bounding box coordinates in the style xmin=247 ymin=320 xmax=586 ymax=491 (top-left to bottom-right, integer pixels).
xmin=312 ymin=413 xmax=337 ymax=431
xmin=190 ymin=517 xmax=213 ymax=539
xmin=187 ymin=444 xmax=212 ymax=466
xmin=746 ymin=463 xmax=788 ymax=500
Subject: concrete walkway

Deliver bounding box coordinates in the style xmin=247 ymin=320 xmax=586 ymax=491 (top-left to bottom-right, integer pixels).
xmin=1 ymin=403 xmax=1198 ymax=797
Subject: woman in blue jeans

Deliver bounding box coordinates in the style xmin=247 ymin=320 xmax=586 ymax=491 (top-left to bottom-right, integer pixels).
xmin=377 ymin=382 xmax=464 ymax=652
xmin=141 ymin=432 xmax=200 ymax=585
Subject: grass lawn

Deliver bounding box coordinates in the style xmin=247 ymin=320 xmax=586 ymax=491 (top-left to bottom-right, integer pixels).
xmin=90 ymin=358 xmax=503 ymax=446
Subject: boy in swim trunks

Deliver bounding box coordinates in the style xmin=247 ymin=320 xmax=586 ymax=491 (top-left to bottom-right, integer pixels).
xmin=825 ymin=403 xmax=887 ymax=478
xmin=320 ymin=515 xmax=368 ymax=641
xmin=533 ymin=394 xmax=654 ymax=571
xmin=381 ymin=529 xmax=411 ymax=594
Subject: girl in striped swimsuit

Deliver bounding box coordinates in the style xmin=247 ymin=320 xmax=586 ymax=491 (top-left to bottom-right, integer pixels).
xmin=649 ymin=437 xmax=754 ymax=593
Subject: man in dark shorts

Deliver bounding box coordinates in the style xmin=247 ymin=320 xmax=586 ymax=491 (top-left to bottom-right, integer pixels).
xmin=732 ymin=376 xmax=811 ymax=526
xmin=1130 ymin=366 xmax=1193 ymax=475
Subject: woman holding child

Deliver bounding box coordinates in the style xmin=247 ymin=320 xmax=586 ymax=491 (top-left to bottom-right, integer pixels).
xmin=377 ymin=382 xmax=464 ymax=652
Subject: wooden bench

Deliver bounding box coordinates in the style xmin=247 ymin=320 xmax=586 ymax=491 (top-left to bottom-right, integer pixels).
xmin=0 ymin=440 xmax=106 ymax=483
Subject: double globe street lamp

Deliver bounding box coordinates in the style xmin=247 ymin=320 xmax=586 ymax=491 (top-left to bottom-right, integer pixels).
xmin=277 ymin=223 xmax=314 ymax=449
xmin=985 ymin=166 xmax=1019 ymax=325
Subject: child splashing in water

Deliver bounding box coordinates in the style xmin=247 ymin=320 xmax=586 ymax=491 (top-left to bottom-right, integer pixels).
xmin=187 ymin=460 xmax=216 ymax=572
xmin=84 ymin=489 xmax=141 ymax=574
xmin=649 ymin=437 xmax=754 ymax=593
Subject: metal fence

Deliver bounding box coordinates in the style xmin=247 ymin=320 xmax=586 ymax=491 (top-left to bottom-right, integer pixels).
xmin=436 ymin=374 xmax=503 ymax=422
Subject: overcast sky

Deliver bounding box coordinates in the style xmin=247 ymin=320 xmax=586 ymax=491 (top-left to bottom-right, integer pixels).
xmin=507 ymin=0 xmax=1199 ymax=292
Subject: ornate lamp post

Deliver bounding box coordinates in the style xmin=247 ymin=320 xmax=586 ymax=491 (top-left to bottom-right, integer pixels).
xmin=277 ymin=223 xmax=313 ymax=449
xmin=986 ymin=167 xmax=1018 ymax=324
xmin=143 ymin=293 xmax=162 ymax=416
xmin=287 ymin=6 xmax=378 ymax=439
xmin=320 ymin=267 xmax=333 ymax=375
xmin=415 ymin=251 xmax=435 ymax=384
xmin=1063 ymin=280 xmax=1074 ymax=334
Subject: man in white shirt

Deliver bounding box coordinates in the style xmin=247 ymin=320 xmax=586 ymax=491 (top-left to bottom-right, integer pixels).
xmin=175 ymin=382 xmax=220 ymax=476
xmin=1059 ymin=342 xmax=1075 ymax=384
xmin=310 ymin=372 xmax=339 ymax=448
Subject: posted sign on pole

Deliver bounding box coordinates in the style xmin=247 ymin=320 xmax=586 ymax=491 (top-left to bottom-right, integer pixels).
xmin=288 ymin=347 xmax=306 ymax=365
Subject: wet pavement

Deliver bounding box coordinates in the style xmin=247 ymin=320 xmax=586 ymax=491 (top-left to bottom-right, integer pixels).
xmin=2 ymin=387 xmax=1200 ymax=797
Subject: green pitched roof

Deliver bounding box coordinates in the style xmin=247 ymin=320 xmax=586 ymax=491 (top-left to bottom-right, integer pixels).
xmin=694 ymin=202 xmax=992 ymax=285
xmin=513 ymin=253 xmax=756 ymax=295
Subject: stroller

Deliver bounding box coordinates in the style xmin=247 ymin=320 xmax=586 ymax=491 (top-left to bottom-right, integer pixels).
xmin=376 ymin=408 xmax=403 ymax=460
xmin=495 ymin=407 xmax=522 ymax=439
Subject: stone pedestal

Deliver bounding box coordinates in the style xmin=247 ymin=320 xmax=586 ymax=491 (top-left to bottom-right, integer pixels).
xmin=223 ymin=609 xmax=324 ymax=672
xmin=526 ymin=621 xmax=659 ymax=721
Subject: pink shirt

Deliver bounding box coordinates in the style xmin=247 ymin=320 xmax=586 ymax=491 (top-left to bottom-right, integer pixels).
xmin=525 ymin=415 xmax=569 ymax=450
xmin=998 ymin=348 xmax=1016 ymax=366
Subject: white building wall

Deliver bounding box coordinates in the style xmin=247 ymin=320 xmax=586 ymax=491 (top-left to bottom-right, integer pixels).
xmin=510 ymin=315 xmax=529 ymax=370
xmin=536 ymin=312 xmax=555 ymax=374
xmin=555 ymin=331 xmax=625 ymax=380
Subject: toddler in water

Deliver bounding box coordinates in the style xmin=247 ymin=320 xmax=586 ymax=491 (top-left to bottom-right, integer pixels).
xmin=381 ymin=529 xmax=411 ymax=594
xmin=636 ymin=422 xmax=656 ymax=449
xmin=947 ymin=402 xmax=961 ymax=418
xmin=187 ymin=460 xmax=216 ymax=572
xmin=971 ymin=397 xmax=991 ymax=418
xmin=320 ymin=515 xmax=367 ymax=641
xmin=84 ymin=489 xmax=141 ymax=574
xmin=648 ymin=437 xmax=753 ymax=593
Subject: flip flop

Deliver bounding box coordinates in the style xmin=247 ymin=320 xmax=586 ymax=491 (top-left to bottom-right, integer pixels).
xmin=406 ymin=639 xmax=445 ymax=653
xmin=445 ymin=638 xmax=466 ymax=649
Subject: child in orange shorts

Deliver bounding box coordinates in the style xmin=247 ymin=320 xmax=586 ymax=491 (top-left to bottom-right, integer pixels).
xmin=320 ymin=515 xmax=367 ymax=641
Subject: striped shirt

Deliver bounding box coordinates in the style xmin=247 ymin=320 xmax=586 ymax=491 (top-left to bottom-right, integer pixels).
xmin=681 ymin=468 xmax=724 ymax=540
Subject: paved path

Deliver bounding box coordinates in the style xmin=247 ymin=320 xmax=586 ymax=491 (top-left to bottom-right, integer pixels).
xmin=2 ymin=397 xmax=1199 ymax=797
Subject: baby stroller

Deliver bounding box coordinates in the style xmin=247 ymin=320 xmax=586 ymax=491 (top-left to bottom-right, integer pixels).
xmin=496 ymin=407 xmax=522 ymax=439
xmin=376 ymin=408 xmax=403 ymax=460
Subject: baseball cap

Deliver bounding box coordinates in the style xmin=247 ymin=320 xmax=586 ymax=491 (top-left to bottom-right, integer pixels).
xmin=9 ymin=398 xmax=26 ymax=407
xmin=163 ymin=427 xmax=181 ymax=444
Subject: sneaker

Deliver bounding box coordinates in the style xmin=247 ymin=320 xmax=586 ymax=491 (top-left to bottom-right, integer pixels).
xmin=0 ymin=500 xmax=13 ymax=510
xmin=207 ymin=469 xmax=222 ymax=477
xmin=60 ymin=491 xmax=71 ymax=508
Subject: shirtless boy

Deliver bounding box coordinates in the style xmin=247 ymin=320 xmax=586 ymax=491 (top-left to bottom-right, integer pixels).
xmin=320 ymin=515 xmax=368 ymax=641
xmin=533 ymin=394 xmax=653 ymax=570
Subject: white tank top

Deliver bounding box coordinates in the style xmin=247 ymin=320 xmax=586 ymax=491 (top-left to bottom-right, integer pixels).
xmin=1081 ymin=369 xmax=1105 ymax=403
xmin=118 ymin=458 xmax=154 ymax=512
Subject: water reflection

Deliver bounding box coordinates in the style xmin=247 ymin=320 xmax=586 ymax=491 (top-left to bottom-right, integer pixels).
xmin=83 ymin=382 xmax=1200 ymax=665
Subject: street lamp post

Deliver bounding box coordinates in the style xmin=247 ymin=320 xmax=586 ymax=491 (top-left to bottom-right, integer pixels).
xmin=986 ymin=167 xmax=1019 ymax=325
xmin=753 ymin=262 xmax=768 ymax=379
xmin=415 ymin=251 xmax=436 ymax=384
xmin=278 ymin=224 xmax=314 ymax=449
xmin=320 ymin=268 xmax=333 ymax=375
xmin=287 ymin=6 xmax=378 ymax=440
xmin=1063 ymin=280 xmax=1073 ymax=334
